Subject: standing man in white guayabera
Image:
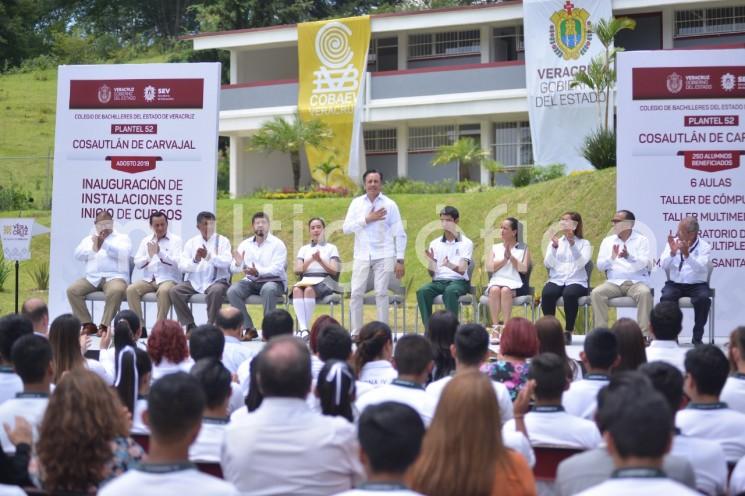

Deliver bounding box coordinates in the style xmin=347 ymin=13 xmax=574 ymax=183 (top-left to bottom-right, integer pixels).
xmin=343 ymin=170 xmax=406 ymax=335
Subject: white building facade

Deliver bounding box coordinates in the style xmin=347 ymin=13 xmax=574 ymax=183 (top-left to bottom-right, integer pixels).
xmin=187 ymin=0 xmax=745 ymax=196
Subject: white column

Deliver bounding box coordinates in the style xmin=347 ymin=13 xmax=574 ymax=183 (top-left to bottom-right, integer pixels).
xmin=480 ymin=120 xmax=492 ymax=185
xmin=397 ymin=124 xmax=408 ymax=178
xmin=397 ymin=33 xmax=408 ymax=70
xmin=661 ymin=8 xmax=674 ymax=49
xmin=480 ymin=25 xmax=491 ymax=64
xmin=229 ymin=136 xmax=243 ymax=198
xmin=229 ymin=50 xmax=238 ymax=84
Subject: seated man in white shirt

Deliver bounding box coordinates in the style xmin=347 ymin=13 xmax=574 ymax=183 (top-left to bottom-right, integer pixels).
xmin=189 ymin=359 xmax=231 ymax=463
xmin=591 ymin=210 xmax=653 ymax=336
xmin=676 ymin=345 xmax=745 ymax=463
xmin=721 ymin=326 xmax=745 ymax=414
xmin=563 ymin=328 xmax=619 ymax=419
xmin=660 ymin=216 xmax=712 ymax=345
xmin=0 ymin=315 xmax=31 ymax=404
xmin=20 ymin=298 xmax=48 ymax=338
xmin=99 ymin=372 xmax=239 ymax=496
xmin=335 ymin=402 xmax=425 ymax=496
xmin=227 ymin=212 xmax=287 ymax=337
xmin=356 ymin=335 xmax=437 ymax=426
xmin=416 ymin=206 xmax=473 ymax=328
xmin=0 ymin=335 xmax=52 ymax=454
xmin=730 ymin=456 xmax=745 ymax=496
xmin=170 ymin=211 xmax=232 ymax=329
xmin=126 ymin=211 xmax=182 ymax=327
xmin=646 ymin=302 xmax=687 ymax=372
xmin=556 ymin=372 xmax=695 ymax=496
xmin=215 ymin=308 xmax=255 ymax=374
xmin=188 ymin=325 xmax=243 ymax=415
xmin=504 ymin=353 xmax=601 ymax=449
xmin=67 ymin=211 xmax=132 ymax=335
xmin=640 ymin=361 xmax=727 ymax=496
xmin=577 ymin=385 xmax=698 ymax=495
xmin=426 ymin=323 xmax=513 ymax=425
xmin=222 ymin=336 xmax=364 ymax=495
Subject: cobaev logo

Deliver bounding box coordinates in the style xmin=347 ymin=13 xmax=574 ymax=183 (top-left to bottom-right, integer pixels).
xmin=309 ymin=21 xmax=359 ymax=115
xmin=666 ymin=72 xmax=683 ymax=94
xmin=97 ymin=84 xmax=111 ymax=104
xmin=550 ymin=1 xmax=592 ymax=61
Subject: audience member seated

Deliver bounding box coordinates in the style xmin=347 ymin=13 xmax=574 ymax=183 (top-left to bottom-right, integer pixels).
xmin=0 ymin=315 xmax=32 ymax=403
xmin=118 ymin=347 xmax=152 ymax=435
xmin=30 ymin=370 xmax=144 ymax=493
xmin=99 ymin=372 xmax=239 ymax=496
xmin=318 ymin=325 xmax=353 ymax=364
xmin=189 ymin=359 xmax=232 ymax=463
xmin=426 ymin=310 xmax=458 ymax=382
xmin=334 ymin=402 xmax=425 ymax=496
xmin=576 ymin=381 xmax=697 ymax=495
xmin=316 ymin=360 xmax=357 ymax=422
xmin=215 ymin=307 xmax=255 ymax=374
xmin=49 ymin=313 xmax=111 ymax=384
xmin=101 ymin=310 xmax=145 ymax=380
xmin=222 ymin=336 xmax=364 ymax=495
xmin=189 ymin=324 xmax=242 ymax=415
xmin=535 ymin=316 xmax=582 ymax=382
xmin=148 ymin=319 xmax=193 ymax=381
xmin=504 ymin=353 xmax=601 ymax=449
xmin=483 ymin=317 xmax=539 ymax=401
xmin=426 ymin=324 xmax=513 ymax=425
xmin=730 ymin=457 xmax=745 ymax=496
xmin=0 ymin=416 xmax=33 ymax=486
xmin=308 ymin=315 xmax=341 ymax=380
xmin=676 ymin=345 xmax=745 ymax=462
xmin=646 ymin=302 xmax=686 ymax=372
xmin=721 ymin=326 xmax=745 ymax=414
xmin=0 ymin=335 xmax=52 ymax=454
xmin=353 ymin=321 xmax=396 ymax=391
xmin=563 ymin=328 xmax=619 ymax=419
xmin=356 ymin=335 xmax=437 ymax=426
xmin=242 ymin=349 xmax=265 ymax=414
xmin=556 ymin=372 xmax=695 ymax=496
xmin=640 ymin=361 xmax=727 ymax=496
xmin=21 ymin=298 xmax=49 ymax=337
xmin=408 ymin=371 xmax=536 ymax=496
xmin=610 ymin=318 xmax=647 ymax=372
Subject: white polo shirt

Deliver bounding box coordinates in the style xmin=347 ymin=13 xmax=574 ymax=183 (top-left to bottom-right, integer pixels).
xmin=297 ymin=242 xmax=340 ymax=276
xmin=426 ymin=374 xmax=514 ymax=424
xmin=501 ymin=427 xmax=536 ymax=467
xmin=358 ymin=360 xmax=397 ymax=387
xmin=98 ymin=463 xmax=239 ymax=496
xmin=131 ymin=396 xmax=149 ymax=435
xmin=334 ymin=485 xmax=422 ymax=496
xmin=232 ymin=233 xmax=288 ymax=288
xmin=222 ymin=336 xmax=255 ymax=375
xmin=720 ymin=374 xmax=745 ymax=415
xmin=729 ymin=456 xmax=745 ymax=496
xmin=355 ymin=379 xmax=436 ymax=426
xmin=645 ymin=341 xmax=687 ymax=373
xmin=0 ymin=392 xmax=49 ymax=454
xmin=503 ymin=405 xmax=602 ymax=449
xmin=189 ymin=417 xmax=228 ymax=463
xmin=676 ymin=402 xmax=745 ymax=462
xmin=671 ymin=432 xmax=727 ymax=496
xmin=577 ymin=468 xmax=698 ymax=496
xmin=428 ymin=234 xmax=473 ymax=281
xmin=562 ymin=374 xmax=610 ymax=420
xmin=0 ymin=368 xmax=22 ymax=405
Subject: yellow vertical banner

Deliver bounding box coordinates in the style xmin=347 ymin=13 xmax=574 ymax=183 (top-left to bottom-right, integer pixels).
xmin=298 ymin=16 xmax=370 ymax=188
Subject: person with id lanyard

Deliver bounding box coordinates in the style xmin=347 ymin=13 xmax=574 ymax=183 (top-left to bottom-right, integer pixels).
xmin=292 ymin=217 xmax=340 ymax=335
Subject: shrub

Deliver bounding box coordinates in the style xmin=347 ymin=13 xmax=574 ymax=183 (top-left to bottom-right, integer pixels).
xmin=27 ymin=262 xmax=49 ymax=291
xmin=582 ymin=128 xmax=616 ymax=169
xmin=512 ymin=164 xmax=566 ymax=188
xmin=0 ymin=185 xmax=34 ymax=210
xmin=0 ymin=252 xmax=11 ymax=292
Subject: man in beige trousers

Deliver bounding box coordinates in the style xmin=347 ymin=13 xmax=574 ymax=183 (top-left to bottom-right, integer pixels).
xmin=591 ymin=209 xmax=653 ymax=336
xmin=67 ymin=211 xmax=132 ymax=335
xmin=126 ymin=211 xmax=182 ymax=328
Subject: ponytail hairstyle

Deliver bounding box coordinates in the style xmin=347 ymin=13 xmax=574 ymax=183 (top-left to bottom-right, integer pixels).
xmin=353 ymin=321 xmax=393 ymax=378
xmin=112 ymin=310 xmax=138 ymax=377
xmin=245 ymin=351 xmax=264 ymax=413
xmin=316 ymin=360 xmax=356 ymax=422
xmin=114 ymin=347 xmax=152 ymax=415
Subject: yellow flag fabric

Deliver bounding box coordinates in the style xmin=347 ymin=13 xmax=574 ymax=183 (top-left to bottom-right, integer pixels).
xmin=298 ymin=16 xmax=370 ymax=188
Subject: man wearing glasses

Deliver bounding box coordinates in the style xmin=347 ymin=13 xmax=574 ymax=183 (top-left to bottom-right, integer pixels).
xmin=590 ymin=209 xmax=653 ymax=337
xmin=67 ymin=210 xmax=132 ymax=336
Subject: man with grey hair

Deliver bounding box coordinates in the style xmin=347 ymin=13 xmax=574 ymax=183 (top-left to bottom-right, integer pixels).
xmin=659 ymin=216 xmax=712 ymax=345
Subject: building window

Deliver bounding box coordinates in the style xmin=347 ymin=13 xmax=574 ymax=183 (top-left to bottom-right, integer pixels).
xmin=368 ymin=37 xmax=398 ymax=72
xmin=493 ymin=122 xmax=533 ymax=167
xmin=674 ymin=6 xmax=745 ymax=37
xmin=493 ymin=26 xmax=524 ymax=61
xmin=408 ymin=30 xmax=481 ymax=60
xmin=408 ymin=125 xmax=456 ymax=152
xmin=364 ymin=129 xmax=397 ymax=154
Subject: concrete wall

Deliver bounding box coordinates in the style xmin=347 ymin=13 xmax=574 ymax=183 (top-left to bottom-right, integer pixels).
xmin=408 ymin=153 xmax=457 ymax=182
xmin=673 ymin=33 xmax=745 ymax=48
xmin=221 ymin=82 xmax=297 ymax=111
xmin=407 ymin=54 xmax=481 ymax=69
xmin=235 ymin=148 xmax=312 ymax=195
xmin=366 ymin=154 xmax=398 ymax=180
xmin=236 ymin=46 xmax=298 ymax=83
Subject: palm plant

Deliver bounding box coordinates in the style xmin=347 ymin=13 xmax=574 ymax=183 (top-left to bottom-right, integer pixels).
xmin=314 ymin=160 xmax=341 ymax=186
xmin=432 ymin=137 xmax=501 ymax=183
xmin=249 ymin=114 xmax=333 ymax=191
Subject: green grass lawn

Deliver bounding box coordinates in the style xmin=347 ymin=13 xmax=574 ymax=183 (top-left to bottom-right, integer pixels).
xmin=0 ymin=168 xmax=617 ymax=329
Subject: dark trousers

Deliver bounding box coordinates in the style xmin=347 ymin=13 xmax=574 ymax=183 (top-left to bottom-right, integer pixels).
xmin=661 ymin=281 xmax=711 ymax=342
xmin=416 ymin=279 xmax=470 ymax=328
xmin=169 ymin=280 xmax=229 ymax=326
xmin=541 ymin=282 xmax=588 ymax=332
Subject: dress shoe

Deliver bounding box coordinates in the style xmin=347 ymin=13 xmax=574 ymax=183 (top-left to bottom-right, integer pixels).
xmin=81 ymin=323 xmax=98 ymax=335
xmin=241 ymin=328 xmax=259 ymax=341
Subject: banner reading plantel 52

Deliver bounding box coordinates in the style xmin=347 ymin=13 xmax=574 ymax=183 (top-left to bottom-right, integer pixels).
xmin=617 ymin=49 xmax=745 ymax=338
xmin=49 ymin=63 xmax=221 ymax=320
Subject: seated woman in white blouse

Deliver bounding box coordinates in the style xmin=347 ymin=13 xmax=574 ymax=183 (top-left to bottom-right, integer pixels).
xmin=541 ymin=211 xmax=592 ymax=344
xmin=485 ymin=217 xmax=531 ymax=335
xmin=292 ymin=218 xmax=340 ymax=334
